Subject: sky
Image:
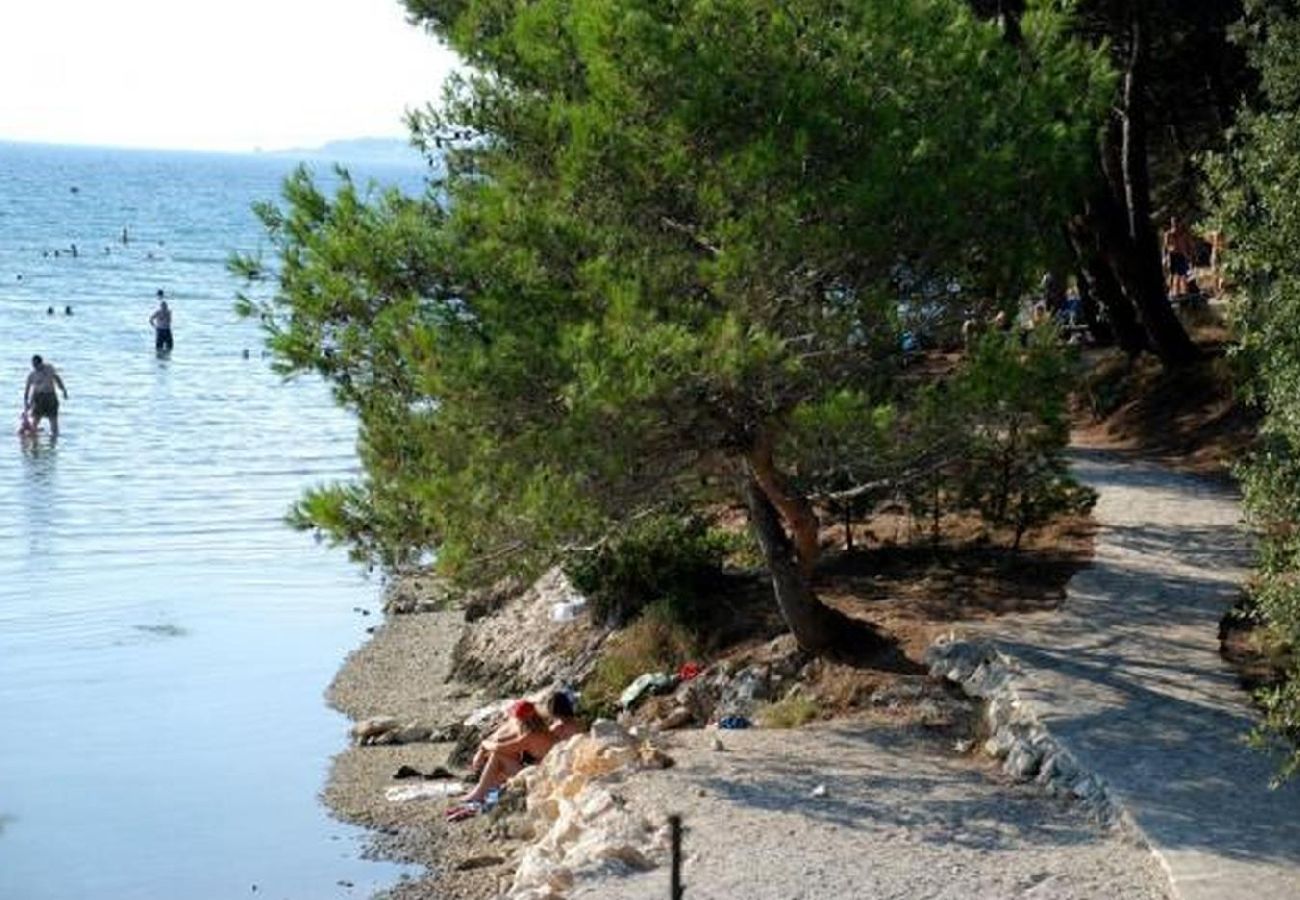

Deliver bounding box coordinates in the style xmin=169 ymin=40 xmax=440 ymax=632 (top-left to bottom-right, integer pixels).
xmin=0 ymin=0 xmax=460 ymax=152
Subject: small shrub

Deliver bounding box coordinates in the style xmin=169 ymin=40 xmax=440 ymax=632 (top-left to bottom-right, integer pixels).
xmin=951 ymin=329 xmax=1085 ymax=546
xmin=565 ymin=513 xmax=728 ymax=627
xmin=757 ymin=695 xmax=820 ymax=729
xmin=582 ymin=602 xmax=699 ymax=716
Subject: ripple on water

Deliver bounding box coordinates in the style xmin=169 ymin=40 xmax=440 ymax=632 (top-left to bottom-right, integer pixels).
xmin=0 ymin=142 xmax=423 ymax=899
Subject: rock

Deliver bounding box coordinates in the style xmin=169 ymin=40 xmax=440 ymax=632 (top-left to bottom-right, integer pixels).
xmin=1070 ymin=775 xmax=1104 ymax=803
xmin=657 ymin=706 xmax=693 ymax=731
xmin=714 ymin=667 xmax=771 ymax=719
xmin=429 ymin=723 xmax=464 ymax=743
xmin=590 ymin=719 xmax=635 ymax=744
xmin=392 ymin=724 xmax=433 ymax=744
xmin=351 ymin=716 xmax=400 ymax=746
xmin=927 ymin=634 xmax=1117 ymax=821
xmin=506 ymin=729 xmax=665 ymax=898
xmin=1004 ymin=741 xmax=1044 ymax=780
xmin=383 ymin=573 xmax=455 ymax=615
xmin=455 ymin=854 xmax=506 ymax=871
xmin=638 ymin=746 xmax=675 ymax=769
xmin=983 ymin=729 xmax=1016 ymax=759
xmin=463 ymin=575 xmax=525 ymax=623
xmin=674 ymin=675 xmax=723 ymax=724
xmin=452 ymin=568 xmax=609 ymax=692
xmin=1035 ymin=751 xmax=1078 ymax=789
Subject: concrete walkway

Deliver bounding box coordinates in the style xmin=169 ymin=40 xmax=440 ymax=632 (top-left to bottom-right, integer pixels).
xmin=979 ymin=447 xmax=1300 ymax=900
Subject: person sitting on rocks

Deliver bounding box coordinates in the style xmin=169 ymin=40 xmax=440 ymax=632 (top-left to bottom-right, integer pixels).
xmin=547 ymin=690 xmax=583 ymax=742
xmin=456 ymin=700 xmax=557 ymax=808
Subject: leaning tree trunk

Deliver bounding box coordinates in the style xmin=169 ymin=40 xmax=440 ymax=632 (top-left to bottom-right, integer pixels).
xmin=742 ymin=475 xmax=879 ymax=655
xmin=748 ymin=434 xmax=821 ymax=577
xmin=1068 ymin=214 xmax=1146 ymax=354
xmin=1117 ymin=7 xmax=1200 ymax=366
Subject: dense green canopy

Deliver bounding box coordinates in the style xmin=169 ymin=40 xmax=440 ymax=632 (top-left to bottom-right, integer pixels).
xmin=1209 ymin=0 xmax=1300 ymax=783
xmin=241 ymin=0 xmax=1110 ymax=650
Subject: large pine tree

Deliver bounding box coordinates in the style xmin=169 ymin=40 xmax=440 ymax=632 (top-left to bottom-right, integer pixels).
xmin=241 ymin=0 xmax=1110 ymax=654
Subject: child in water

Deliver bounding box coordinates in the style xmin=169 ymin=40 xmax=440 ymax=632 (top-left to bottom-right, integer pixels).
xmin=16 ymin=406 xmax=37 ymax=437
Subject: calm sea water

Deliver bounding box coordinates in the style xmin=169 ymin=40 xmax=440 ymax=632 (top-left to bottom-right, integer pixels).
xmin=0 ymin=142 xmax=426 ymax=899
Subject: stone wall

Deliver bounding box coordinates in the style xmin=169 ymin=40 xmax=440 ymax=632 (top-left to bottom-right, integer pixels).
xmin=925 ymin=636 xmax=1118 ymax=823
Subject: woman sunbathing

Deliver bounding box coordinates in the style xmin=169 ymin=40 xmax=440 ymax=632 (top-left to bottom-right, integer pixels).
xmin=457 ymin=700 xmax=557 ymax=807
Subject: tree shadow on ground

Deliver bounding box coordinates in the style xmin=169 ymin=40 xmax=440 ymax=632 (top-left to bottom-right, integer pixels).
xmin=682 ymin=722 xmax=1107 ymax=851
xmin=987 ymin=636 xmax=1300 ymax=866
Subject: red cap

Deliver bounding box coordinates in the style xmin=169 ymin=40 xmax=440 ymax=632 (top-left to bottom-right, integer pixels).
xmin=510 ymin=700 xmax=537 ymax=720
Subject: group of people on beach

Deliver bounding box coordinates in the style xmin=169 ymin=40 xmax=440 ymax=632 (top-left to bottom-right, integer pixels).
xmin=446 ymin=691 xmax=582 ymax=821
xmin=19 ymin=291 xmax=175 ymax=440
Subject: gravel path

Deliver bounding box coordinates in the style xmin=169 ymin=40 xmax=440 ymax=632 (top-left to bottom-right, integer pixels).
xmin=570 ymin=723 xmax=1170 ymax=900
xmin=965 ymin=448 xmax=1300 ymax=900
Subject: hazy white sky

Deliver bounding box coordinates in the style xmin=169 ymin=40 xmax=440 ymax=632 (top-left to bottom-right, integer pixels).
xmin=0 ymin=0 xmax=459 ymax=152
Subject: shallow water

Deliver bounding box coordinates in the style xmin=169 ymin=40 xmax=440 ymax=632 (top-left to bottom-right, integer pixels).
xmin=0 ymin=142 xmax=424 ymax=898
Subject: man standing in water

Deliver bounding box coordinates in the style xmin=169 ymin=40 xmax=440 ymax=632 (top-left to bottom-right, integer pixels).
xmin=149 ymin=290 xmax=173 ymax=352
xmin=24 ymin=355 xmax=68 ymax=438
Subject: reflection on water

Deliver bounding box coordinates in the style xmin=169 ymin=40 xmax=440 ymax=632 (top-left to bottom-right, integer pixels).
xmin=0 ymin=142 xmax=424 ymax=900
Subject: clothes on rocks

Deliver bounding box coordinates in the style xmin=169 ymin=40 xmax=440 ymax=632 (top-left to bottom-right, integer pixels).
xmin=619 ymin=672 xmax=679 ymax=711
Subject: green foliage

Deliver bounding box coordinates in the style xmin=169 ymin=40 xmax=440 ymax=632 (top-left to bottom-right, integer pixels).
xmin=564 ymin=514 xmax=729 ymax=627
xmin=242 ymin=0 xmax=1111 ymax=627
xmin=900 ymin=381 xmax=970 ymax=544
xmin=757 ymin=695 xmax=821 ymax=729
xmin=1206 ymin=0 xmax=1300 ymax=781
xmin=582 ymin=602 xmax=699 ymax=716
xmin=952 ymin=328 xmax=1092 ymax=547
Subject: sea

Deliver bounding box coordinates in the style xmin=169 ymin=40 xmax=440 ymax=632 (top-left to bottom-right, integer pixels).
xmin=0 ymin=141 xmax=428 ymax=899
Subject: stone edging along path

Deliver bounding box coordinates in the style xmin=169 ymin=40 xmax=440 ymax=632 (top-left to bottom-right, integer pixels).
xmin=926 ymin=639 xmax=1121 ymax=821
xmin=927 ymin=447 xmax=1300 ymax=900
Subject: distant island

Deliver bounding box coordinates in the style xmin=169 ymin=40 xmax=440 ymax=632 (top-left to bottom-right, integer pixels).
xmin=260 ymin=136 xmax=424 ymax=168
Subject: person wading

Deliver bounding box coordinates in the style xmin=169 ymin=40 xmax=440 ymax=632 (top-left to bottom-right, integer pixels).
xmin=24 ymin=355 xmax=68 ymax=438
xmin=149 ymin=290 xmax=174 ymax=352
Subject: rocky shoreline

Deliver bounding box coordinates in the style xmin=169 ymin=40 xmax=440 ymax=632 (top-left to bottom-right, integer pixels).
xmin=321 ymin=561 xmax=1171 ymax=900
xmin=321 ymin=569 xmax=625 ymax=900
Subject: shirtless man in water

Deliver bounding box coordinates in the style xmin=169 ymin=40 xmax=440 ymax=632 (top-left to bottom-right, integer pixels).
xmin=149 ymin=291 xmax=174 ymax=352
xmin=24 ymin=355 xmax=68 ymax=438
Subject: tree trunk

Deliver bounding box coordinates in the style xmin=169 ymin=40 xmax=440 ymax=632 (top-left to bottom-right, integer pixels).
xmin=1118 ymin=8 xmax=1200 ymax=366
xmin=743 ymin=475 xmax=871 ymax=655
xmin=1068 ymin=214 xmax=1146 ymax=354
xmin=747 ymin=434 xmax=820 ymax=577
xmin=1071 ymin=259 xmax=1113 ymax=345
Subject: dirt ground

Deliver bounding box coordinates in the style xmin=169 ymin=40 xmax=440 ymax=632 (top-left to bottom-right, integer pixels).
xmin=1072 ymin=311 xmax=1257 ymax=479
xmin=569 ymin=723 xmax=1171 ymax=900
